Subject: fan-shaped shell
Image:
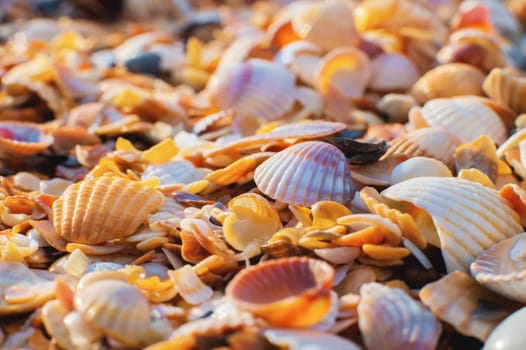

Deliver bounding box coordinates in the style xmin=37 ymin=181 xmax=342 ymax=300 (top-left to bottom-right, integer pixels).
xmin=74 ymin=279 xmax=158 ymax=347
xmin=142 ymin=160 xmax=210 ymax=186
xmin=471 ymin=232 xmax=526 ymax=303
xmin=358 ymin=282 xmax=442 ymax=350
xmin=0 ymin=122 xmax=54 ymax=158
xmin=254 ymin=141 xmax=355 ymax=206
xmin=382 ymin=177 xmax=522 ymax=273
xmin=483 ymin=67 xmax=526 ymax=115
xmin=411 ymin=63 xmax=485 ymax=104
xmin=383 ymin=127 xmax=461 ymax=168
xmin=207 ymin=59 xmax=295 ymax=122
xmin=53 ymin=175 xmax=165 ymax=244
xmin=226 ymin=257 xmax=334 ymax=327
xmin=420 ymin=97 xmax=507 ymax=145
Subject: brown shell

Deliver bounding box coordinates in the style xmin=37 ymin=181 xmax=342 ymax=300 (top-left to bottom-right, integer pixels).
xmin=226 ymin=257 xmax=334 ymax=327
xmin=53 ymin=175 xmax=165 ymax=244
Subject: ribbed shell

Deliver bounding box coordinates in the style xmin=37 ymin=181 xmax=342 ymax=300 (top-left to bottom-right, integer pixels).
xmin=142 ymin=160 xmax=210 ymax=186
xmin=207 ymin=59 xmax=295 ymax=122
xmin=226 ymin=257 xmax=334 ymax=327
xmin=382 ymin=177 xmax=522 ymax=273
xmin=358 ymin=282 xmax=442 ymax=350
xmin=53 ymin=176 xmax=165 ymax=244
xmin=264 ymin=329 xmax=361 ymax=350
xmin=483 ymin=67 xmax=526 ymax=114
xmin=383 ymin=128 xmax=461 ymax=168
xmin=471 ymin=232 xmax=526 ymax=303
xmin=254 ymin=141 xmax=355 ymax=206
xmin=0 ymin=121 xmax=54 ymax=158
xmin=74 ymin=279 xmax=153 ymax=346
xmin=420 ymin=97 xmax=507 ymax=145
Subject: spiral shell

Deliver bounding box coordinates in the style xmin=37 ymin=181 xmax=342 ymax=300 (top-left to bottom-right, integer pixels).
xmin=226 ymin=257 xmax=334 ymax=327
xmin=382 ymin=177 xmax=522 ymax=273
xmin=254 ymin=141 xmax=355 ymax=206
xmin=420 ymin=97 xmax=507 ymax=145
xmin=53 ymin=175 xmax=165 ymax=244
xmin=358 ymin=282 xmax=442 ymax=350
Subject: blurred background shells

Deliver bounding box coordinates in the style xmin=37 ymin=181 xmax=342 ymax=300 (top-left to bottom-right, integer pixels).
xmin=483 ymin=67 xmax=526 ymax=114
xmin=0 ymin=122 xmax=54 ymax=158
xmin=254 ymin=141 xmax=355 ymax=206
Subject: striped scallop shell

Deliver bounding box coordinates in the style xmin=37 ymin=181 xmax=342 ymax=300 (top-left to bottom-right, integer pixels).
xmin=207 ymin=59 xmax=295 ymax=122
xmin=142 ymin=160 xmax=210 ymax=186
xmin=383 ymin=127 xmax=461 ymax=168
xmin=226 ymin=257 xmax=334 ymax=327
xmin=74 ymin=279 xmax=159 ymax=347
xmin=254 ymin=141 xmax=355 ymax=206
xmin=358 ymin=282 xmax=442 ymax=350
xmin=483 ymin=67 xmax=526 ymax=114
xmin=53 ymin=175 xmax=165 ymax=244
xmin=420 ymin=97 xmax=507 ymax=145
xmin=0 ymin=122 xmax=54 ymax=158
xmin=382 ymin=177 xmax=522 ymax=273
xmin=471 ymin=232 xmax=526 ymax=303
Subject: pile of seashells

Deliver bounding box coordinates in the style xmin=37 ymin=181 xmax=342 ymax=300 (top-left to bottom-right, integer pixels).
xmin=3 ymin=0 xmax=526 ymax=349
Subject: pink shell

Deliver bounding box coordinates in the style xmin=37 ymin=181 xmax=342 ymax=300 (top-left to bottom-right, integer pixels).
xmin=254 ymin=141 xmax=355 ymax=206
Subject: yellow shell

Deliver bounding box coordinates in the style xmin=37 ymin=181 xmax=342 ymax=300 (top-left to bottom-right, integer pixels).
xmin=483 ymin=67 xmax=526 ymax=114
xmin=226 ymin=257 xmax=334 ymax=327
xmin=53 ymin=175 xmax=165 ymax=244
xmin=453 ymin=134 xmax=499 ymax=182
xmin=382 ymin=177 xmax=522 ymax=273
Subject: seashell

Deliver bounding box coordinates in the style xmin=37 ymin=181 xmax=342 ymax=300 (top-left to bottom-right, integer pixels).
xmin=142 ymin=160 xmax=210 ymax=188
xmin=453 ymin=134 xmax=499 ymax=182
xmin=226 ymin=257 xmax=334 ymax=327
xmin=0 ymin=122 xmax=54 ymax=158
xmin=311 ymin=201 xmax=351 ymax=229
xmin=420 ymin=271 xmax=517 ymax=341
xmin=350 ymin=154 xmax=408 ymax=187
xmin=254 ymin=141 xmax=355 ymax=206
xmin=168 ymin=265 xmax=213 ymax=305
xmin=314 ymin=47 xmax=371 ymax=100
xmin=471 ymin=232 xmax=526 ymax=303
xmin=419 ymin=97 xmax=507 ymax=145
xmin=383 ymin=127 xmax=461 ymax=168
xmin=390 ymin=157 xmax=452 ymax=184
xmin=42 ymin=300 xmax=76 ymax=350
xmin=376 ymin=93 xmax=417 ymax=123
xmin=207 ymin=59 xmax=296 ymax=122
xmin=358 ymin=282 xmax=441 ymax=350
xmin=485 ymin=307 xmax=526 ymax=350
xmin=410 ymin=63 xmax=485 ymax=104
xmin=483 ymin=67 xmax=526 ymax=115
xmin=223 ymin=193 xmax=282 ymax=252
xmin=291 ymin=0 xmax=359 ymax=51
xmin=263 ymin=329 xmax=361 ymax=350
xmin=53 ymin=175 xmax=165 ymax=244
xmin=74 ymin=279 xmax=166 ymax=347
xmin=382 ymin=177 xmax=522 ymax=273
xmin=499 ymin=184 xmax=526 ymax=226
xmin=337 ymin=213 xmax=402 ymax=246
xmin=368 ymin=53 xmax=419 ymax=92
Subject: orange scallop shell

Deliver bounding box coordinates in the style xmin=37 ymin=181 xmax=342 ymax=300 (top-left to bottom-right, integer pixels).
xmin=0 ymin=121 xmax=54 ymax=158
xmin=52 ymin=175 xmax=165 ymax=244
xmin=483 ymin=67 xmax=526 ymax=114
xmin=226 ymin=257 xmax=334 ymax=327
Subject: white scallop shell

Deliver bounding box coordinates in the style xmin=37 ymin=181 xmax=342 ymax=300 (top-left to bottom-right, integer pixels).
xmin=254 ymin=141 xmax=355 ymax=206
xmin=420 ymin=97 xmax=507 ymax=145
xmin=358 ymin=282 xmax=442 ymax=350
xmin=382 ymin=177 xmax=522 ymax=273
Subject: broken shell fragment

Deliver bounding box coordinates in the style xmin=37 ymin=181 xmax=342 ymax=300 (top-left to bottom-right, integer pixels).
xmin=254 ymin=141 xmax=355 ymax=206
xmin=226 ymin=257 xmax=334 ymax=327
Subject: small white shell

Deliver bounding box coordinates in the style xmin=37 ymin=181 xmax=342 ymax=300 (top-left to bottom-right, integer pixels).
xmin=142 ymin=160 xmax=210 ymax=186
xmin=264 ymin=328 xmax=361 ymax=350
xmin=254 ymin=141 xmax=355 ymax=206
xmin=358 ymin=282 xmax=442 ymax=350
xmin=368 ymin=53 xmax=419 ymax=91
xmin=390 ymin=157 xmax=452 ymax=184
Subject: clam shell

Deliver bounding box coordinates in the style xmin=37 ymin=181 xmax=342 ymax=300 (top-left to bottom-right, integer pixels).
xmin=420 ymin=271 xmax=516 ymax=341
xmin=74 ymin=279 xmax=158 ymax=347
xmin=358 ymin=282 xmax=441 ymax=350
xmin=410 ymin=63 xmax=485 ymax=104
xmin=483 ymin=67 xmax=526 ymax=114
xmin=226 ymin=257 xmax=334 ymax=327
xmin=0 ymin=122 xmax=54 ymax=158
xmin=471 ymin=232 xmax=526 ymax=303
xmin=254 ymin=141 xmax=355 ymax=206
xmin=207 ymin=59 xmax=296 ymax=122
xmin=383 ymin=127 xmax=461 ymax=168
xmin=390 ymin=157 xmax=452 ymax=184
xmin=382 ymin=177 xmax=522 ymax=273
xmin=368 ymin=53 xmax=419 ymax=92
xmin=142 ymin=160 xmax=210 ymax=187
xmin=420 ymin=97 xmax=507 ymax=145
xmin=53 ymin=175 xmax=165 ymax=244
xmin=485 ymin=307 xmax=526 ymax=350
